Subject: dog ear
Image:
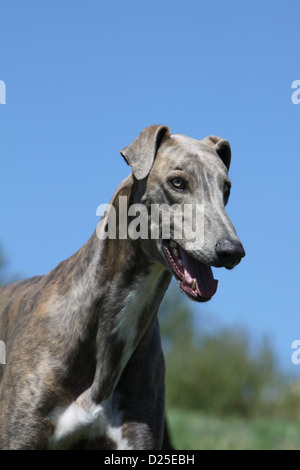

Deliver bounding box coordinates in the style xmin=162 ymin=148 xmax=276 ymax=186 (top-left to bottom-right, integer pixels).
xmin=203 ymin=136 xmax=231 ymax=170
xmin=120 ymin=125 xmax=170 ymax=180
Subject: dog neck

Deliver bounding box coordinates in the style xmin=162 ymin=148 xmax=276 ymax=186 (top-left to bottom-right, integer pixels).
xmin=49 ymin=175 xmax=171 ymax=405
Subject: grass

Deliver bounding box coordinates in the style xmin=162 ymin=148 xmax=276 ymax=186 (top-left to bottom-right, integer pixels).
xmin=166 ymin=408 xmax=300 ymax=450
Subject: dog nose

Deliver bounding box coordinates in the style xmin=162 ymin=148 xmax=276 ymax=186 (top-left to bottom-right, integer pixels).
xmin=215 ymin=239 xmax=245 ymax=268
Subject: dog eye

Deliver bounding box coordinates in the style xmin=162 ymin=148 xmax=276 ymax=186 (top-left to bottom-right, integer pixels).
xmin=170 ymin=177 xmax=186 ymax=190
xmin=223 ymin=182 xmax=231 ymax=204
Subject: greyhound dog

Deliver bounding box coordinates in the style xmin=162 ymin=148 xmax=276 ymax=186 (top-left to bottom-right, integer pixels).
xmin=0 ymin=125 xmax=245 ymax=449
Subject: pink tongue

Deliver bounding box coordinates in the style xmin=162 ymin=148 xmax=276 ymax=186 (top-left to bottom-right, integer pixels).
xmin=180 ymin=249 xmax=218 ymax=299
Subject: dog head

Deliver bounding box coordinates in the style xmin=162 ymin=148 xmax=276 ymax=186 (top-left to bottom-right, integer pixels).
xmin=121 ymin=125 xmax=245 ymax=302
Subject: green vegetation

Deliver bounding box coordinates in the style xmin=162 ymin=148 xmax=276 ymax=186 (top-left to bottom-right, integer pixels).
xmin=159 ymin=282 xmax=300 ymax=450
xmin=167 ymin=408 xmax=300 ymax=450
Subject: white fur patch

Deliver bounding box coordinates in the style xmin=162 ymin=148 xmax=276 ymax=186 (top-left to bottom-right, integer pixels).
xmin=48 ymin=399 xmax=132 ymax=449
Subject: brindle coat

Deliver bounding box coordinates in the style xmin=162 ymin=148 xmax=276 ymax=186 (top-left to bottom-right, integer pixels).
xmin=0 ymin=125 xmax=244 ymax=449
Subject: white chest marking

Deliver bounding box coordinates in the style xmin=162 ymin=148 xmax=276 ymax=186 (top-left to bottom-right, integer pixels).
xmin=48 ymin=400 xmax=132 ymax=450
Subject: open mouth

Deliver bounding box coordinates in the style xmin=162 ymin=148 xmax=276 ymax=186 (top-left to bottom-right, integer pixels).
xmin=162 ymin=240 xmax=218 ymax=302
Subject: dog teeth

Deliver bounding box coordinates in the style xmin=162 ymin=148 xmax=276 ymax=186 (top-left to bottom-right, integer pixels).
xmin=191 ymin=279 xmax=197 ymax=290
xmin=169 ymin=240 xmax=184 ymax=270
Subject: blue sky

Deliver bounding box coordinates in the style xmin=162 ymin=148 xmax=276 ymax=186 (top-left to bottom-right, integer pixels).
xmin=0 ymin=0 xmax=299 ymax=374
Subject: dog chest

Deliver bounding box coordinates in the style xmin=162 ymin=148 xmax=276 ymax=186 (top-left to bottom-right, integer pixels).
xmin=47 ymin=398 xmax=132 ymax=450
